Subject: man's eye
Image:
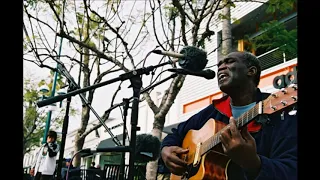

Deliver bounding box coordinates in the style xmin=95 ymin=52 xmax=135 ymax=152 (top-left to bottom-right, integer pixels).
xmin=227 ymin=59 xmax=235 ymax=63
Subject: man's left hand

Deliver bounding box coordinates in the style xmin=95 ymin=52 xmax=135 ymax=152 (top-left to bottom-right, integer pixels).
xmin=220 ymin=117 xmax=261 ymax=170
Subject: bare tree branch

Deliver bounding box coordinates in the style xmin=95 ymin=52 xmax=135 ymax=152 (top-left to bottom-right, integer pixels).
xmin=57 ymin=30 xmax=128 ymax=71
xmin=86 ymin=3 xmax=136 ymax=69
xmin=172 ymin=0 xmax=188 ymax=45
xmin=143 ymin=92 xmax=160 ymax=114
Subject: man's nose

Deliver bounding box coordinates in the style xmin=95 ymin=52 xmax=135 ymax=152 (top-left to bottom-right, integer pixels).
xmin=218 ymin=63 xmax=227 ymax=72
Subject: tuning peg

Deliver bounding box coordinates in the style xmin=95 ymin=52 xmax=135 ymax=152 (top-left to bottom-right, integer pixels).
xmin=271 ymin=93 xmax=278 ymax=98
xmin=271 ymin=105 xmax=277 ymax=111
xmin=291 ymin=96 xmax=297 ymax=101
xmin=281 ymin=100 xmax=287 ymax=106
xmin=289 ymin=84 xmax=297 ymax=90
xmin=281 ymin=88 xmax=287 ymax=94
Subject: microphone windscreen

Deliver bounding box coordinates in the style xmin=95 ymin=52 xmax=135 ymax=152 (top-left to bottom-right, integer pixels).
xmin=178 ymin=46 xmax=208 ymax=72
xmin=135 ymin=134 xmax=161 ymax=163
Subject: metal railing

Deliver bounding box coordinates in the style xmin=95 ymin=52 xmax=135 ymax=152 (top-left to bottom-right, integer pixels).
xmin=68 ymin=164 xmax=146 ymax=180
xmin=257 ymin=44 xmax=297 ymax=71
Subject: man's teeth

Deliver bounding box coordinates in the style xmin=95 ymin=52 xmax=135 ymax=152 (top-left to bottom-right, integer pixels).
xmin=219 ymin=74 xmax=227 ymax=79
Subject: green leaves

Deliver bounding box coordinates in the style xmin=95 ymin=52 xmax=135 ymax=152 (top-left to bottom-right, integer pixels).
xmin=266 ymin=0 xmax=295 ymax=14
xmin=244 ymin=0 xmax=297 ymax=55
xmin=250 ymin=20 xmax=297 ymax=54
xmin=164 ymin=4 xmax=179 ymax=20
xmin=76 ymin=12 xmax=84 ymax=25
xmin=232 ymin=18 xmax=240 ymax=25
xmin=24 ymin=77 xmax=47 ymax=153
xmin=218 ymin=13 xmax=230 ymax=20
xmin=24 ymin=89 xmax=39 ymax=103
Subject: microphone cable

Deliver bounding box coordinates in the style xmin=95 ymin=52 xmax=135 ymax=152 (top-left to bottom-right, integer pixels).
xmin=65 ymin=149 xmax=83 ymax=180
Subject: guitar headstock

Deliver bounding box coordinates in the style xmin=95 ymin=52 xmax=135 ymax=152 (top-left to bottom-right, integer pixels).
xmin=262 ymin=84 xmax=297 ymax=115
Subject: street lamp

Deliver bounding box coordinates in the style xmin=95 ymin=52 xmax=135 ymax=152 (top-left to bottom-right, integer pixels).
xmin=38 ymin=85 xmax=50 ymax=93
xmin=37 ymin=85 xmax=58 ymax=111
xmin=38 ymin=85 xmax=50 ymax=101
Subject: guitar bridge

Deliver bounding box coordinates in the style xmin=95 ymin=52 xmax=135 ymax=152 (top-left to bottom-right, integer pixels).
xmin=193 ymin=142 xmax=201 ymax=167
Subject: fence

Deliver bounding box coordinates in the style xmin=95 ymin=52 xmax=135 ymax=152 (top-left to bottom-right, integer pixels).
xmin=23 ymin=164 xmax=147 ymax=180
xmin=80 ymin=164 xmax=146 ymax=180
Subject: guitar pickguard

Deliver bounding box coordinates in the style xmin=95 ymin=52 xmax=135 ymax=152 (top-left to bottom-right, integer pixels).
xmin=183 ymin=163 xmax=201 ymax=179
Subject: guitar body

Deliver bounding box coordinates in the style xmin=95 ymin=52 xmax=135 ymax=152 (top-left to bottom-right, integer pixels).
xmin=170 ymin=118 xmax=231 ymax=180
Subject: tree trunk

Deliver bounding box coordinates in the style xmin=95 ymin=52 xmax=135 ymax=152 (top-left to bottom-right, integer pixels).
xmin=221 ymin=0 xmax=232 ymax=97
xmin=73 ymin=105 xmax=90 ymax=167
xmin=145 ymin=126 xmax=163 ymax=180
xmin=73 ymin=134 xmax=85 ymax=167
xmin=222 ymin=0 xmax=232 ymax=56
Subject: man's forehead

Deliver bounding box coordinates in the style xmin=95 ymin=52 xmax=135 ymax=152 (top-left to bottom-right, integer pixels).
xmin=225 ymin=52 xmax=243 ymax=59
xmin=218 ymin=52 xmax=243 ymax=64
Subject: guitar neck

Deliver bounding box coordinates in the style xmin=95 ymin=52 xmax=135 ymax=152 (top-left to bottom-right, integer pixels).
xmin=200 ymin=102 xmax=262 ymax=155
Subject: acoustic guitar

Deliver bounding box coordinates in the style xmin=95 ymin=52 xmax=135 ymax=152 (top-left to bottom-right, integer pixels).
xmin=170 ymin=84 xmax=298 ymax=180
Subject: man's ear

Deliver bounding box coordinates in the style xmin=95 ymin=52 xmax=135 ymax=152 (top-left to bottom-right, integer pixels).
xmin=247 ymin=66 xmax=257 ymax=77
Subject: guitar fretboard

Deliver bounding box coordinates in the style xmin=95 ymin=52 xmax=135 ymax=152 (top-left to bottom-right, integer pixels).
xmin=200 ymin=102 xmax=261 ymax=155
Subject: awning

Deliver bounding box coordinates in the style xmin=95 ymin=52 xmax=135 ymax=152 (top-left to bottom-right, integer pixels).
xmin=80 ymin=152 xmax=93 ymax=157
xmin=96 ymin=134 xmax=124 ymax=149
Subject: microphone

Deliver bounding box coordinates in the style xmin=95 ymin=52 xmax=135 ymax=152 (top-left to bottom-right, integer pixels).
xmin=152 ymin=50 xmax=184 ymax=59
xmin=80 ymin=134 xmax=161 ymax=163
xmin=168 ymin=68 xmax=216 ymax=80
xmin=152 ymin=46 xmax=208 ymax=72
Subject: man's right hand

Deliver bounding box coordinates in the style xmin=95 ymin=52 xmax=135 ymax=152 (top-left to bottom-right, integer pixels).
xmin=161 ymin=146 xmax=189 ymax=175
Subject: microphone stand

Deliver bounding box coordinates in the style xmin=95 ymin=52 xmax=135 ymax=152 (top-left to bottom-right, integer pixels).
xmin=56 ymin=79 xmax=74 ymax=180
xmin=37 ymin=61 xmax=176 ymax=180
xmin=119 ymin=98 xmax=129 ymax=180
xmin=126 ymin=75 xmax=141 ymax=180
